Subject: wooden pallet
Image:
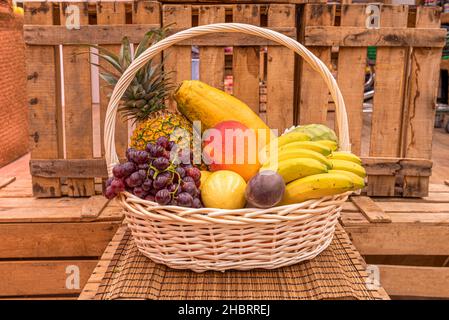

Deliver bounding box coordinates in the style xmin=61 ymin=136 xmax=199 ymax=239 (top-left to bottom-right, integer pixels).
xmin=0 ymin=174 xmax=123 ymax=299
xmin=341 ymin=183 xmax=449 ymax=299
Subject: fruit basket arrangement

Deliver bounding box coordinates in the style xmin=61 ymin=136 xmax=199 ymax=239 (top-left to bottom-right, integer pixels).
xmin=100 ymin=24 xmax=366 ymax=272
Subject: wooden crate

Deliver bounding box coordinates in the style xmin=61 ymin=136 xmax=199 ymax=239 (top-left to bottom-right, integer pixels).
xmin=341 ymin=183 xmax=449 ymax=299
xmin=25 ymin=2 xmax=444 ymax=198
xmin=299 ymin=3 xmax=444 ymax=197
xmin=0 ymin=174 xmax=123 ymax=299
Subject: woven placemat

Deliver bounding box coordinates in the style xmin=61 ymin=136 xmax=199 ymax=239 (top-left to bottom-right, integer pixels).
xmin=90 ymin=224 xmax=387 ymax=300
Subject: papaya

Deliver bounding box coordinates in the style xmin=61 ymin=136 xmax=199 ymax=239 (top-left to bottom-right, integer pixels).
xmin=173 ymin=80 xmax=274 ymax=149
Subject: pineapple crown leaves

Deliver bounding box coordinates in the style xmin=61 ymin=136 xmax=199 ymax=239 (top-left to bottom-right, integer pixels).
xmin=79 ymin=26 xmax=174 ymax=123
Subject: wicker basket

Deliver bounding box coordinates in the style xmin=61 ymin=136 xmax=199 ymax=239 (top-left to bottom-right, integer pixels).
xmin=105 ymin=23 xmax=352 ymax=272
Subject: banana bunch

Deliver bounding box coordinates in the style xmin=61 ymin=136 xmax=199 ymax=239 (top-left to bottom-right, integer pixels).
xmin=259 ymin=125 xmax=367 ymax=205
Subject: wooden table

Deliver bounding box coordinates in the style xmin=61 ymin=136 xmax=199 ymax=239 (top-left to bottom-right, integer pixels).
xmin=79 ymin=224 xmax=389 ymax=300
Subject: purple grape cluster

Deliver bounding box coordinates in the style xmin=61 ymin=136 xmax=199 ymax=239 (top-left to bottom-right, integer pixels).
xmin=104 ymin=136 xmax=203 ymax=208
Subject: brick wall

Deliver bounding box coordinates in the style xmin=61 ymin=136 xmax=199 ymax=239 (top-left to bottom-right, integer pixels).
xmin=0 ymin=12 xmax=28 ymax=167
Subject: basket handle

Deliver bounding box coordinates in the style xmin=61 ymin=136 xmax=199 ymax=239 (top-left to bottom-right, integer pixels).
xmin=105 ymin=23 xmax=350 ymax=176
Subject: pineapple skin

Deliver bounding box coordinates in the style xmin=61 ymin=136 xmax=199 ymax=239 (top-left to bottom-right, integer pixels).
xmin=130 ymin=110 xmax=192 ymax=151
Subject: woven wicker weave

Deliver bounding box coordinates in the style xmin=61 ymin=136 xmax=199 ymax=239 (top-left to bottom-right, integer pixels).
xmin=105 ymin=23 xmax=352 ymax=272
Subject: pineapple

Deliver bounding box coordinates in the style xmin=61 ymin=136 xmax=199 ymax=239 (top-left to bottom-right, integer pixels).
xmin=89 ymin=27 xmax=192 ymax=151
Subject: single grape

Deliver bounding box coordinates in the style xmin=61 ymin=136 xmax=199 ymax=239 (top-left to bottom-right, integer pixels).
xmin=167 ymin=183 xmax=178 ymax=193
xmin=142 ymin=178 xmax=153 ymax=192
xmin=182 ymin=176 xmax=195 ymax=184
xmin=158 ymin=171 xmax=173 ymax=183
xmin=153 ymin=157 xmax=170 ymax=171
xmin=185 ymin=167 xmax=201 ymax=182
xmin=155 ymin=189 xmax=171 ymax=205
xmin=156 ymin=136 xmax=169 ymax=149
xmin=104 ymin=186 xmax=116 ymax=200
xmin=175 ymin=167 xmax=185 ymax=179
xmin=192 ymin=198 xmax=202 ymax=208
xmin=148 ymin=169 xmax=156 ymax=178
xmin=122 ymin=162 xmax=137 ymax=177
xmin=195 ymin=179 xmax=201 ymax=188
xmin=182 ymin=181 xmax=197 ymax=197
xmin=111 ymin=178 xmax=125 ymax=193
xmin=126 ymin=172 xmax=144 ymax=188
xmin=162 ymin=150 xmax=171 ymax=160
xmin=112 ymin=164 xmax=125 ymax=178
xmin=133 ymin=186 xmax=147 ymax=199
xmin=145 ymin=143 xmax=155 ymax=152
xmin=138 ymin=163 xmax=149 ymax=171
xmin=176 ymin=192 xmax=193 ymax=207
xmin=134 ymin=150 xmax=149 ymax=164
xmin=149 ymin=145 xmax=164 ymax=158
xmin=144 ymin=194 xmax=155 ymax=202
xmin=167 ymin=141 xmax=175 ymax=151
xmin=153 ymin=175 xmax=169 ymax=190
xmin=138 ymin=169 xmax=147 ymax=178
xmin=126 ymin=148 xmax=136 ymax=161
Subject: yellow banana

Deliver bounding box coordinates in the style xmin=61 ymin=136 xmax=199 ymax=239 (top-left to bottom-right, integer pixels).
xmin=329 ymin=159 xmax=366 ymax=178
xmin=328 ymin=169 xmax=365 ymax=190
xmin=315 ymin=140 xmax=338 ymax=151
xmin=279 ymin=141 xmax=332 ymax=156
xmin=259 ymin=132 xmax=311 ymax=163
xmin=280 ymin=173 xmax=355 ymax=205
xmin=328 ymin=151 xmax=362 ymax=165
xmin=261 ymin=148 xmax=332 ymax=169
xmin=261 ymin=158 xmax=327 ymax=183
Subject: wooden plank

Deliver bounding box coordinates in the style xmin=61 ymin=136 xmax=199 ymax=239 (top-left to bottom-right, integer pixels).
xmin=368 ymin=5 xmax=408 ymax=197
xmin=336 ymin=5 xmax=367 ymax=155
xmin=297 ymin=3 xmax=334 ymax=126
xmin=232 ymin=4 xmax=261 ymax=114
xmin=24 ymin=25 xmax=297 ymax=46
xmin=0 ymin=177 xmax=16 ymax=189
xmin=24 ymin=24 xmax=160 ymax=45
xmin=97 ymin=2 xmax=128 ymax=158
xmin=378 ymin=265 xmax=449 ymax=298
xmin=344 ymin=224 xmax=449 ymax=255
xmin=0 ymin=221 xmax=121 ymax=259
xmin=198 ymin=5 xmax=226 ymax=90
xmin=132 ymin=1 xmax=161 ymax=64
xmin=61 ymin=3 xmax=94 ymax=197
xmin=25 ymin=2 xmax=62 ymax=197
xmin=163 ymin=5 xmax=192 ymax=111
xmin=402 ymin=7 xmax=442 ymax=198
xmin=81 ymin=196 xmax=110 ymax=218
xmin=0 ymin=260 xmax=97 ymax=297
xmin=304 ymin=26 xmax=446 ymax=48
xmin=351 ymin=196 xmax=391 ymax=223
xmin=361 ymin=157 xmax=432 ymax=176
xmin=267 ymin=4 xmax=296 ymax=133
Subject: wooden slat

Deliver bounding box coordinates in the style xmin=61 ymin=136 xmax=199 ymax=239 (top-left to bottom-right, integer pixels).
xmin=232 ymin=4 xmax=261 ymax=114
xmin=344 ymin=224 xmax=449 ymax=256
xmin=24 ymin=25 xmax=296 ymax=46
xmin=81 ymin=196 xmax=110 ymax=218
xmin=198 ymin=5 xmax=226 ymax=90
xmin=378 ymin=265 xmax=449 ymax=298
xmin=97 ymin=2 xmax=128 ymax=158
xmin=402 ymin=7 xmax=442 ymax=198
xmin=0 ymin=221 xmax=121 ymax=259
xmin=266 ymin=4 xmax=296 ymax=133
xmin=61 ymin=3 xmax=94 ymax=197
xmin=0 ymin=177 xmax=16 ymax=189
xmin=163 ymin=5 xmax=192 ymax=111
xmin=368 ymin=5 xmax=408 ymax=197
xmin=351 ymin=196 xmax=391 ymax=223
xmin=0 ymin=260 xmax=97 ymax=297
xmin=297 ymin=3 xmax=335 ymax=126
xmin=132 ymin=1 xmax=161 ymax=64
xmin=25 ymin=2 xmax=62 ymax=197
xmin=29 ymin=156 xmax=432 ymax=178
xmin=304 ymin=26 xmax=446 ymax=47
xmin=336 ymin=5 xmax=366 ymax=155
